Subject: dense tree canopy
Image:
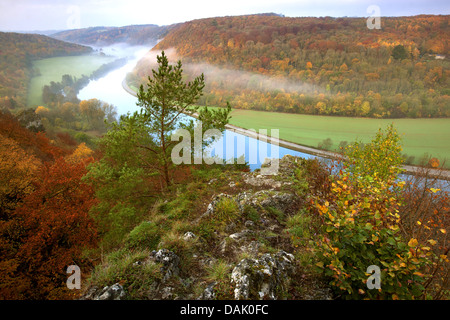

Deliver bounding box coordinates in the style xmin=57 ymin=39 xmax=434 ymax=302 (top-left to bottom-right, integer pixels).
xmin=0 ymin=110 xmax=98 ymax=299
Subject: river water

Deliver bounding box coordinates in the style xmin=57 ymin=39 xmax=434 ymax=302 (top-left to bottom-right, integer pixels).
xmin=78 ymin=43 xmax=316 ymax=171
xmin=78 ymin=44 xmax=148 ymax=116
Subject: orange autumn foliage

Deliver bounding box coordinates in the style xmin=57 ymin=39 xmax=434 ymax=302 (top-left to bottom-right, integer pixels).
xmin=428 ymin=157 xmax=440 ymax=168
xmin=133 ymin=14 xmax=449 ymax=119
xmin=0 ymin=111 xmax=98 ymax=299
xmin=0 ymin=135 xmax=41 ymax=215
xmin=0 ymin=110 xmax=64 ymax=162
xmin=0 ymin=157 xmax=98 ymax=299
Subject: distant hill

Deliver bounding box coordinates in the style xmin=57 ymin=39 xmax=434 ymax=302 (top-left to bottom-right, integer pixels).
xmin=51 ymin=24 xmax=172 ymax=46
xmin=12 ymin=30 xmax=66 ymax=36
xmin=0 ymin=32 xmax=92 ymax=109
xmin=130 ymin=14 xmax=449 ymax=118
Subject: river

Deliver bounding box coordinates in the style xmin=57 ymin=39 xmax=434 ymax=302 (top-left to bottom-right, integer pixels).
xmin=77 ymin=44 xmax=450 ymax=191
xmin=78 ymin=43 xmax=148 ymax=116
xmin=78 ymin=43 xmax=316 ymax=171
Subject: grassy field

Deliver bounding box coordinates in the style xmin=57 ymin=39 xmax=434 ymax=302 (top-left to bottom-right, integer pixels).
xmin=28 ymin=54 xmax=115 ymax=106
xmin=200 ymin=107 xmax=450 ymax=167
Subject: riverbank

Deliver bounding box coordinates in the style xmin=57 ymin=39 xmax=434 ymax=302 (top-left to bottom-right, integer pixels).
xmin=122 ymin=78 xmax=339 ymax=160
xmin=122 ymin=79 xmax=450 ymax=181
xmin=122 ymin=78 xmax=138 ymax=97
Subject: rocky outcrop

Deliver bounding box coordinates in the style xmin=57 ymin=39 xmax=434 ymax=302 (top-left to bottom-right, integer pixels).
xmin=243 ymin=174 xmax=282 ymax=189
xmin=231 ymin=250 xmax=295 ymax=300
xmin=194 ymin=161 xmax=301 ymax=300
xmin=262 ymin=154 xmax=302 ymax=178
xmin=201 ymin=193 xmax=235 ymax=218
xmin=81 ymin=249 xmax=182 ymax=300
xmin=200 ymin=190 xmax=296 ymax=221
xmin=15 ymin=108 xmax=45 ymax=132
xmin=81 ymin=155 xmax=333 ymax=301
xmin=149 ymin=249 xmax=181 ymax=282
xmin=235 ymin=190 xmax=295 ymax=213
xmin=183 ymin=232 xmax=196 ymax=241
xmin=80 ymin=283 xmax=126 ymax=300
xmin=198 ymin=282 xmax=217 ymax=300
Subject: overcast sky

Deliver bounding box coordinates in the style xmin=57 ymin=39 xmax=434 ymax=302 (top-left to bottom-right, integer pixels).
xmin=0 ymin=0 xmax=448 ymax=32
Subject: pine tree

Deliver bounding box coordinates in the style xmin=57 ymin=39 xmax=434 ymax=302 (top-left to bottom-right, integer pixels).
xmin=392 ymin=45 xmax=408 ymax=60
xmin=136 ymin=51 xmax=205 ymax=187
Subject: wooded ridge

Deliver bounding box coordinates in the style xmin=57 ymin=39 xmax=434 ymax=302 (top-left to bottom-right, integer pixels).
xmin=129 ymin=14 xmax=449 ymax=118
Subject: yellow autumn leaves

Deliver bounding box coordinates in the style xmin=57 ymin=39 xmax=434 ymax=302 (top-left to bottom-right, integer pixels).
xmin=65 ymin=142 xmax=94 ymax=164
xmin=408 ymin=238 xmax=419 ymax=248
xmin=311 ymin=125 xmax=441 ymax=299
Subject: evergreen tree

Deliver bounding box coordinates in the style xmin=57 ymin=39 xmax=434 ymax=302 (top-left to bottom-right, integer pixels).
xmin=392 ymin=45 xmax=408 ymax=60
xmin=136 ymin=51 xmax=230 ymax=187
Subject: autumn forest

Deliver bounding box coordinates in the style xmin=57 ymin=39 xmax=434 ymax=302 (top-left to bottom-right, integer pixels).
xmin=130 ymin=14 xmax=449 ymax=118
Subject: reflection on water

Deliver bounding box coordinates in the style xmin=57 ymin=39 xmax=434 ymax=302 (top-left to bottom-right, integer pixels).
xmin=205 ymin=129 xmax=315 ymax=171
xmin=174 ymin=114 xmax=316 ymax=171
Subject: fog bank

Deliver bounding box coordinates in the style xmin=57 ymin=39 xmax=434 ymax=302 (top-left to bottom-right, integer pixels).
xmin=135 ymin=48 xmax=323 ymax=95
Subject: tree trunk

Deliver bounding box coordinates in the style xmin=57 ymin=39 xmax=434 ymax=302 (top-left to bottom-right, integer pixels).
xmin=160 ymin=113 xmax=171 ymax=188
xmin=163 ymin=160 xmax=170 ymax=188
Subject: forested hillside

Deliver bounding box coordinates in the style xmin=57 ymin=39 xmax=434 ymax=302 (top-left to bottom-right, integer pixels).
xmin=0 ymin=32 xmax=92 ymax=109
xmin=0 ymin=109 xmax=98 ymax=299
xmin=0 ymin=43 xmax=448 ymax=302
xmin=51 ymin=24 xmax=171 ymax=46
xmin=130 ymin=14 xmax=449 ymax=118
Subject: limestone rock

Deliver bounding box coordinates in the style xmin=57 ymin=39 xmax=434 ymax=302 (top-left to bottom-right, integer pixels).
xmin=79 ymin=283 xmax=126 ymax=300
xmin=229 ymin=229 xmax=253 ymax=241
xmin=198 ymin=282 xmax=217 ymax=300
xmin=202 ymin=193 xmax=235 ymax=217
xmin=161 ymin=286 xmax=174 ymax=300
xmin=15 ymin=108 xmax=45 ymax=132
xmin=201 ymin=189 xmax=295 ymax=223
xmin=80 ymin=283 xmax=127 ymax=300
xmin=79 ymin=286 xmax=99 ymax=300
xmin=243 ymin=174 xmax=282 ymax=189
xmin=150 ymin=249 xmax=180 ymax=282
xmin=244 ymin=220 xmax=255 ymax=228
xmin=236 ymin=190 xmax=295 ymax=214
xmin=98 ymin=283 xmax=126 ymax=300
xmin=231 ymin=250 xmax=295 ymax=300
xmin=183 ymin=232 xmax=196 ymax=241
xmin=239 ymin=240 xmax=261 ymax=257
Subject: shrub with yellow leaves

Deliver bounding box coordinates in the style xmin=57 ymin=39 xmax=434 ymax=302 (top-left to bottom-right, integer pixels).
xmin=312 ymin=125 xmax=435 ymax=299
xmin=399 ymin=164 xmax=449 ymax=299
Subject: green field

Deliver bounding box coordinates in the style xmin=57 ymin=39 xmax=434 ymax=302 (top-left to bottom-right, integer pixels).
xmin=28 ymin=54 xmax=115 ymax=106
xmin=202 ymin=107 xmax=450 ymax=167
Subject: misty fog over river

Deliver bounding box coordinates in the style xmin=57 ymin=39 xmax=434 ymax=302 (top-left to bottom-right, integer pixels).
xmin=77 ymin=43 xmax=315 ymax=171
xmin=78 ymin=44 xmax=149 ymax=116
